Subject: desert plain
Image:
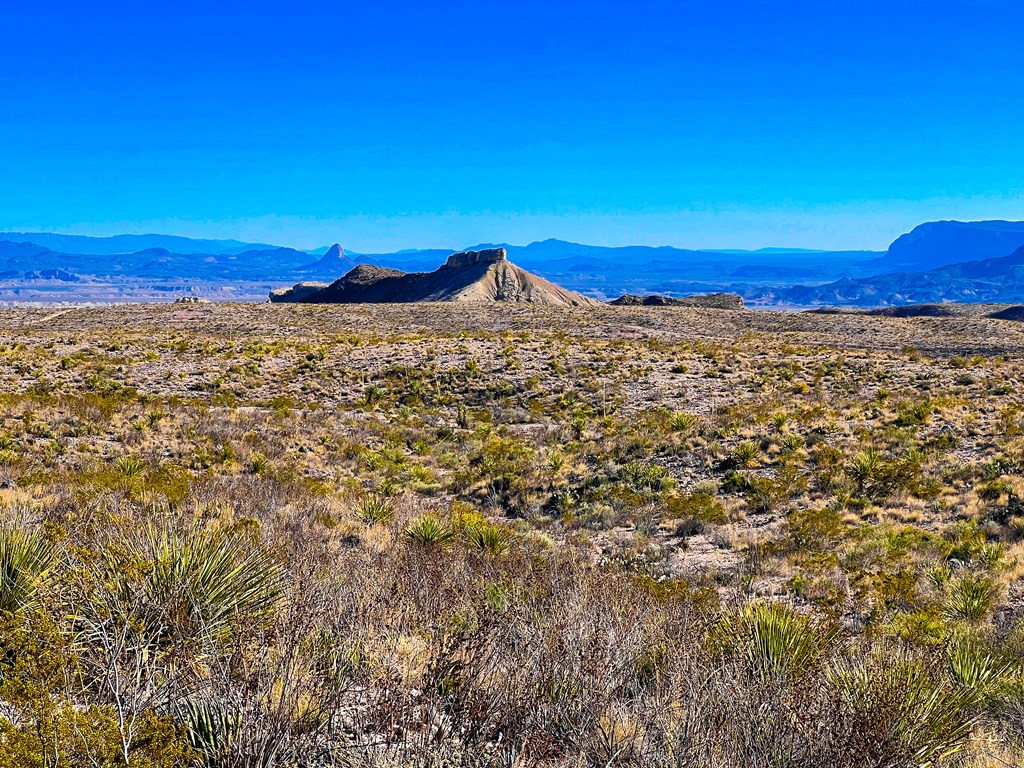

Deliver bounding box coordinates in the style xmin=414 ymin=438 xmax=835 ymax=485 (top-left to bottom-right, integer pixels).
xmin=1 ymin=301 xmax=1024 ymax=765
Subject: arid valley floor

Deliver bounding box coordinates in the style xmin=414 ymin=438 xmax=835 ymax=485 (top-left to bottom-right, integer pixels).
xmin=3 ymin=302 xmax=1024 ymax=766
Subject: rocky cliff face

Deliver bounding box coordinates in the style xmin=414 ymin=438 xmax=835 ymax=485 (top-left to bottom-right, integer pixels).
xmin=443 ymin=248 xmax=507 ymax=269
xmin=269 ymin=281 xmax=329 ymax=303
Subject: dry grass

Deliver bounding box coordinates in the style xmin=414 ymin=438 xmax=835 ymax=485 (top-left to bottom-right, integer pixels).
xmin=0 ymin=301 xmax=1023 ymax=765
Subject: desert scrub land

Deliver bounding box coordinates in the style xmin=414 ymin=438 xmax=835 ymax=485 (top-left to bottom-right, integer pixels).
xmin=2 ymin=302 xmax=1024 ymax=765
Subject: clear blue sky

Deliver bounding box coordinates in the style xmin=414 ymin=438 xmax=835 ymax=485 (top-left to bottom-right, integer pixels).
xmin=2 ymin=0 xmax=1022 ymax=251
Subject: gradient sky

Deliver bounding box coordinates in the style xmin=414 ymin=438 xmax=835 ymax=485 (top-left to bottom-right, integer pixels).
xmin=2 ymin=0 xmax=1023 ymax=251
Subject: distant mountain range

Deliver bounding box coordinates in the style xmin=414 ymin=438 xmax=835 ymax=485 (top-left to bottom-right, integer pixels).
xmin=4 ymin=219 xmax=1024 ymax=306
xmin=757 ymin=245 xmax=1024 ymax=306
xmin=0 ymin=232 xmax=279 ymax=255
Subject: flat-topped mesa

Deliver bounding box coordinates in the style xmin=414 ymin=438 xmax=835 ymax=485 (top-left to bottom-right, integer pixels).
xmin=444 ymin=248 xmax=507 ymax=269
xmin=269 ymin=246 xmax=598 ymax=305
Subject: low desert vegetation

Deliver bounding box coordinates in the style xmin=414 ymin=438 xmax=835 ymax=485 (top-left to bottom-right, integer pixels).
xmin=0 ymin=302 xmax=1023 ymax=765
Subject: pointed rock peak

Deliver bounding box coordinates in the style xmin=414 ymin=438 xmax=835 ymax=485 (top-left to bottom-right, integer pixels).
xmin=444 ymin=247 xmax=507 ymax=269
xmin=325 ymin=243 xmax=345 ymax=259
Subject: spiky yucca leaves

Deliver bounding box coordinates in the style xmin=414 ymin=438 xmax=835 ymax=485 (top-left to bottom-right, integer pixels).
xmin=945 ymin=575 xmax=1001 ymax=623
xmin=140 ymin=527 xmax=285 ymax=649
xmin=115 ymin=455 xmax=147 ymax=480
xmin=947 ymin=640 xmax=1016 ymax=710
xmin=826 ymin=651 xmax=982 ymax=768
xmin=464 ymin=520 xmax=512 ymax=556
xmin=404 ymin=514 xmax=456 ymax=547
xmin=732 ymin=440 xmax=760 ymax=468
xmin=715 ymin=601 xmax=838 ymax=679
xmin=86 ymin=526 xmax=286 ymax=656
xmin=355 ymin=495 xmax=394 ymax=526
xmin=179 ymin=699 xmax=241 ymax=768
xmin=670 ymin=411 xmax=698 ymax=432
xmin=0 ymin=527 xmax=59 ymax=615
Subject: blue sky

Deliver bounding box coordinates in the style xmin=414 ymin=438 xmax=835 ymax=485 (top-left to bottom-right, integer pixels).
xmin=1 ymin=0 xmax=1022 ymax=251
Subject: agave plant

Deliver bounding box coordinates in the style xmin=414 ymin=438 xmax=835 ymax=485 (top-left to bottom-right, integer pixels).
xmin=0 ymin=527 xmax=59 ymax=615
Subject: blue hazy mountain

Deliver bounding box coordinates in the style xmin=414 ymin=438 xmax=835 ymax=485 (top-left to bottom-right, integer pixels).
xmin=864 ymin=220 xmax=1024 ymax=272
xmin=0 ymin=240 xmax=347 ymax=284
xmin=0 ymin=232 xmax=278 ymax=255
xmin=756 ymin=246 xmax=1024 ymax=307
xmin=6 ymin=220 xmax=1024 ymax=305
xmin=346 ymin=239 xmax=881 ymax=298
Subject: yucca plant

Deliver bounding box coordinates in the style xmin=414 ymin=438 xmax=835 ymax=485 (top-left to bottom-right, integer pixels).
xmin=944 ymin=575 xmax=1000 ymax=622
xmin=362 ymin=385 xmax=385 ymax=408
xmin=404 ymin=514 xmax=456 ymax=547
xmin=733 ymin=440 xmax=760 ymax=468
xmin=355 ymin=495 xmax=394 ymax=526
xmin=827 ymin=652 xmax=981 ymax=767
xmin=948 ymin=642 xmax=1012 ymax=701
xmin=546 ymin=450 xmax=566 ymax=474
xmin=670 ymin=411 xmax=698 ymax=432
xmin=248 ymin=453 xmax=271 ymax=476
xmin=779 ymin=433 xmax=805 ymax=455
xmin=621 ymin=461 xmax=674 ymax=493
xmin=923 ymin=562 xmax=952 ymax=590
xmin=465 ymin=521 xmax=512 ymax=556
xmin=716 ymin=601 xmax=838 ymax=679
xmin=0 ymin=527 xmax=59 ymax=615
xmin=178 ymin=699 xmax=241 ymax=767
xmin=115 ymin=455 xmax=148 ymax=498
xmin=116 ymin=455 xmax=147 ymax=480
xmin=849 ymin=449 xmax=882 ymax=491
xmin=91 ymin=526 xmax=286 ymax=653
